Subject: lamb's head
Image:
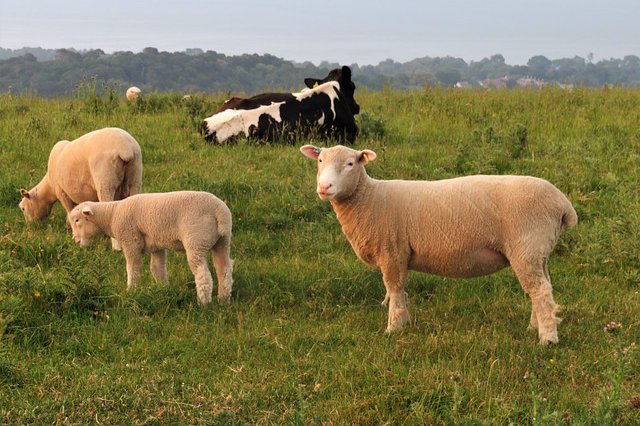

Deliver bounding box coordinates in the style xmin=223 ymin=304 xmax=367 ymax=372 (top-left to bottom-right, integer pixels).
xmin=19 ymin=188 xmax=52 ymax=221
xmin=300 ymin=144 xmax=377 ymax=201
xmin=68 ymin=202 xmax=102 ymax=247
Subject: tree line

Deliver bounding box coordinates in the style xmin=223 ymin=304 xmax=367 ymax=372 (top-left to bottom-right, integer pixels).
xmin=1 ymin=47 xmax=640 ymax=97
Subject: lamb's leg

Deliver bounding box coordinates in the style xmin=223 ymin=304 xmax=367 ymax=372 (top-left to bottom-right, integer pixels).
xmin=186 ymin=249 xmax=214 ymax=306
xmin=512 ymin=258 xmax=560 ymax=345
xmin=381 ymin=261 xmax=410 ymax=333
xmin=123 ymin=248 xmax=142 ymax=291
xmin=212 ymin=237 xmax=233 ymax=304
xmin=150 ymin=250 xmax=168 ymax=282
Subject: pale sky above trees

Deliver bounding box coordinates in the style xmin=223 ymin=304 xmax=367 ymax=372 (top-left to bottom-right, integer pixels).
xmin=1 ymin=0 xmax=638 ymax=65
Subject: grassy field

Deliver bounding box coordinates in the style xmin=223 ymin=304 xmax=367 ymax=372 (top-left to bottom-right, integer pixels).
xmin=1 ymin=86 xmax=639 ymax=424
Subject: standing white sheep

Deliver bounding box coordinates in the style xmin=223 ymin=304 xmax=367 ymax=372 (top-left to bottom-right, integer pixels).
xmin=126 ymin=86 xmax=142 ymax=101
xmin=300 ymin=144 xmax=578 ymax=344
xmin=19 ymin=127 xmax=142 ymax=250
xmin=68 ymin=191 xmax=234 ymax=305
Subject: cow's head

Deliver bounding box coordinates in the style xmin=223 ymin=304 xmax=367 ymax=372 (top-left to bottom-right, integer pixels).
xmin=305 ymin=66 xmax=360 ymax=115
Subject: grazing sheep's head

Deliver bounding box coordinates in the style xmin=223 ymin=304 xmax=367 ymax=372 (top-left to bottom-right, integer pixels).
xmin=126 ymin=86 xmax=141 ymax=101
xmin=68 ymin=203 xmax=102 ymax=247
xmin=300 ymin=144 xmax=377 ymax=201
xmin=19 ymin=188 xmax=52 ymax=221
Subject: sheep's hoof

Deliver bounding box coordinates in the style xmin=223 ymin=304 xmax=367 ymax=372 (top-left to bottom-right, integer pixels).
xmin=217 ymin=295 xmax=231 ymax=305
xmin=538 ymin=332 xmax=559 ymax=345
xmin=386 ymin=310 xmax=410 ymax=333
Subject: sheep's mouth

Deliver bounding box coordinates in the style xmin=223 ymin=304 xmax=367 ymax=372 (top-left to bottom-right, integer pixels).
xmin=317 ymin=190 xmax=335 ymax=201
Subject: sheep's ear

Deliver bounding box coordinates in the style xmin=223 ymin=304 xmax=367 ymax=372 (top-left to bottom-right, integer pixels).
xmin=359 ymin=149 xmax=377 ymax=164
xmin=20 ymin=188 xmax=30 ymax=199
xmin=81 ymin=206 xmax=94 ymax=216
xmin=300 ymin=145 xmax=321 ymax=160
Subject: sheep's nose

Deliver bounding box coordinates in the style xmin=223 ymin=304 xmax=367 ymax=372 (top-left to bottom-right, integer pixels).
xmin=318 ymin=183 xmax=332 ymax=193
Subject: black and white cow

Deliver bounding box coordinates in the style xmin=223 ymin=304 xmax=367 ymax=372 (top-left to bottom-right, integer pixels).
xmin=201 ymin=66 xmax=360 ymax=144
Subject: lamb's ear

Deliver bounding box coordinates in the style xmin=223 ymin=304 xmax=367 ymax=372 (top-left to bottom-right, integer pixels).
xmin=359 ymin=149 xmax=377 ymax=164
xmin=20 ymin=189 xmax=30 ymax=199
xmin=81 ymin=206 xmax=94 ymax=217
xmin=300 ymin=145 xmax=321 ymax=160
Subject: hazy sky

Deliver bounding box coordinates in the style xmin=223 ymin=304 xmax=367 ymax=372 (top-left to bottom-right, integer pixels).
xmin=1 ymin=0 xmax=638 ymax=65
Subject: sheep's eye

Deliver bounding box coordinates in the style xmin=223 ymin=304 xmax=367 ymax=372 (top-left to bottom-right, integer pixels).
xmin=347 ymin=162 xmax=354 ymax=166
xmin=318 ymin=159 xmax=323 ymax=163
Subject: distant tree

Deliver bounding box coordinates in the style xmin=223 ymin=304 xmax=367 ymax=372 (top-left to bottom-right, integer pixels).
xmin=1 ymin=48 xmax=639 ymax=96
xmin=435 ymin=69 xmax=461 ymax=86
xmin=527 ymin=55 xmax=552 ymax=78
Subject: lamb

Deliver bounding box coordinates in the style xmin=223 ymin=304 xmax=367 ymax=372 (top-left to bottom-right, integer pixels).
xmin=126 ymin=86 xmax=141 ymax=101
xmin=68 ymin=191 xmax=234 ymax=305
xmin=300 ymin=144 xmax=578 ymax=344
xmin=19 ymin=127 xmax=142 ymax=250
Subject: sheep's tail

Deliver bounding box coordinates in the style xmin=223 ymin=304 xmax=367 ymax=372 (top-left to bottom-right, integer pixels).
xmin=117 ymin=143 xmax=142 ymax=199
xmin=561 ymin=197 xmax=578 ymax=229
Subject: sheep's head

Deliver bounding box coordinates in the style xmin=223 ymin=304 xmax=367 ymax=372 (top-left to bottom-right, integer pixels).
xmin=19 ymin=188 xmax=52 ymax=221
xmin=68 ymin=203 xmax=102 ymax=247
xmin=300 ymin=144 xmax=376 ymax=201
xmin=126 ymin=86 xmax=141 ymax=101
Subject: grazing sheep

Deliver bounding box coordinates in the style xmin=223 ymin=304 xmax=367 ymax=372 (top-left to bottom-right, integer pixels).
xmin=68 ymin=191 xmax=234 ymax=305
xmin=19 ymin=127 xmax=142 ymax=250
xmin=126 ymin=86 xmax=142 ymax=101
xmin=300 ymin=144 xmax=578 ymax=344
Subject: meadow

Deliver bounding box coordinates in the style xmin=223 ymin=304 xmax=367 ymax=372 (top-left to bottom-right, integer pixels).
xmin=0 ymin=85 xmax=639 ymax=424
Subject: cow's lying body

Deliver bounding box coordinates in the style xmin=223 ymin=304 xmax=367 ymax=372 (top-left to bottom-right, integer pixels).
xmin=201 ymin=66 xmax=360 ymax=144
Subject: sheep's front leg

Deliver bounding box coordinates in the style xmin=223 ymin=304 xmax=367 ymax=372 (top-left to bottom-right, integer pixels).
xmin=381 ymin=260 xmax=410 ymax=333
xmin=150 ymin=250 xmax=168 ymax=283
xmin=57 ymin=191 xmax=76 ymax=226
xmin=123 ymin=248 xmax=142 ymax=291
xmin=95 ymin=184 xmax=122 ymax=251
xmin=186 ymin=250 xmax=214 ymax=306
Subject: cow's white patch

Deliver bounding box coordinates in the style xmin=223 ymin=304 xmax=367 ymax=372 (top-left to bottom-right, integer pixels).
xmin=293 ymin=81 xmax=339 ymax=120
xmin=317 ymin=112 xmax=325 ymax=125
xmin=204 ymin=101 xmax=285 ymax=143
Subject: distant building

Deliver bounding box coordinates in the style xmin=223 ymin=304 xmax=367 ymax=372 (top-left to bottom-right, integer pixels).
xmin=480 ymin=76 xmax=510 ymax=89
xmin=516 ymin=76 xmax=546 ymax=89
xmin=454 ymin=81 xmax=474 ymax=89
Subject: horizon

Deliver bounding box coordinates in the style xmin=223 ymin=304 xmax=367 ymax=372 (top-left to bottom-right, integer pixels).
xmin=1 ymin=1 xmax=638 ymax=67
xmin=1 ymin=45 xmax=637 ymax=68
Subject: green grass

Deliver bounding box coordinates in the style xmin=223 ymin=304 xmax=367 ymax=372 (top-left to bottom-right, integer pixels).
xmin=1 ymin=87 xmax=639 ymax=424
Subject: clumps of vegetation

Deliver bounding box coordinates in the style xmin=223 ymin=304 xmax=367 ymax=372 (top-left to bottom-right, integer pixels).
xmin=128 ymin=91 xmax=185 ymax=114
xmin=74 ymin=76 xmax=120 ymax=116
xmin=453 ymin=123 xmax=530 ymax=174
xmin=180 ymin=94 xmax=219 ymax=133
xmin=357 ymin=111 xmax=387 ymax=139
xmin=24 ymin=116 xmax=49 ymax=139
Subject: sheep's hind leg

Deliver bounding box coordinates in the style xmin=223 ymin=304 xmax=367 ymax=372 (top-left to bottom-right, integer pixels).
xmin=512 ymin=257 xmax=560 ymax=345
xmin=186 ymin=249 xmax=214 ymax=306
xmin=381 ymin=261 xmax=410 ymax=333
xmin=150 ymin=250 xmax=168 ymax=282
xmin=212 ymin=237 xmax=233 ymax=304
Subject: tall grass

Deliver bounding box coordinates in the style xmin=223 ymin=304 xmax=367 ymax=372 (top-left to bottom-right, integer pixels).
xmin=0 ymin=86 xmax=638 ymax=424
